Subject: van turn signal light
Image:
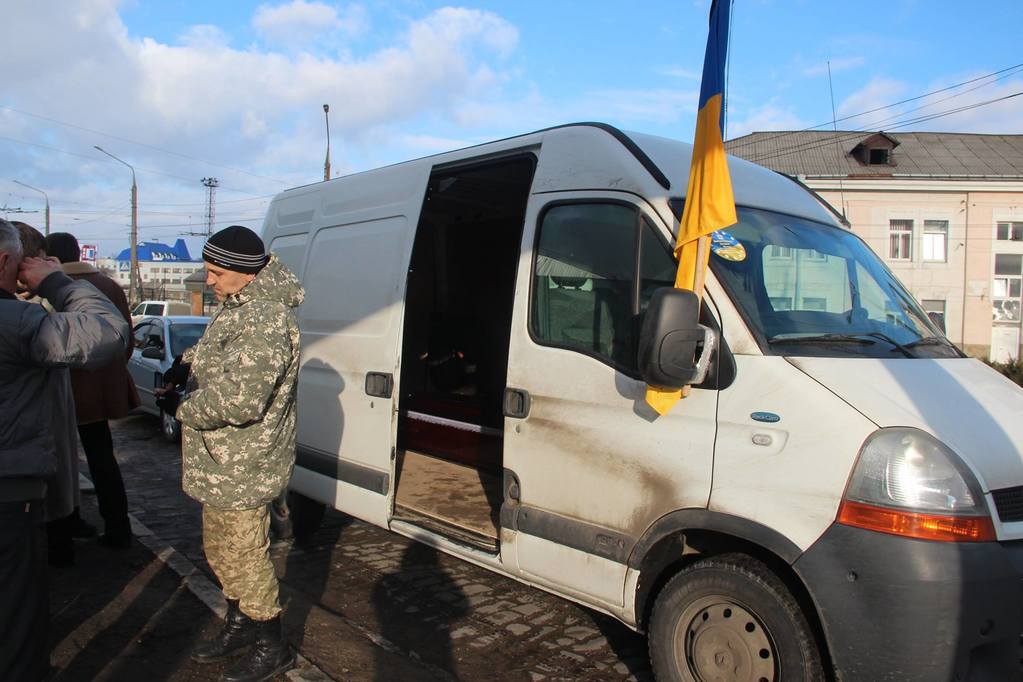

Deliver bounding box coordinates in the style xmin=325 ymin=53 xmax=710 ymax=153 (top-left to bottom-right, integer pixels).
xmin=837 ymin=500 xmax=996 ymax=542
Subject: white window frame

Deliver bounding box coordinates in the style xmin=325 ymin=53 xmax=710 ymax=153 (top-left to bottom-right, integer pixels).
xmin=922 ymin=220 xmax=948 ymax=263
xmin=996 ymin=221 xmax=1023 ymax=242
xmin=993 ymin=253 xmax=1023 ymax=324
xmin=889 ymin=219 xmax=913 ymax=261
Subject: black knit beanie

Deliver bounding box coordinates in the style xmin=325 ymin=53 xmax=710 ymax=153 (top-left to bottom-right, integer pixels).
xmin=202 ymin=225 xmax=268 ymax=274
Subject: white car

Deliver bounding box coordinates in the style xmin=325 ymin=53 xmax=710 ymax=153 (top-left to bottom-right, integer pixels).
xmin=130 ymin=300 xmax=192 ymax=324
xmin=127 ymin=315 xmax=209 ymax=441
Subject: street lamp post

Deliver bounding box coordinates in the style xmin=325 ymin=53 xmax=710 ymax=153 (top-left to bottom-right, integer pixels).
xmin=94 ymin=146 xmax=141 ymax=305
xmin=323 ymin=104 xmax=331 ymax=181
xmin=12 ymin=180 xmax=50 ymax=235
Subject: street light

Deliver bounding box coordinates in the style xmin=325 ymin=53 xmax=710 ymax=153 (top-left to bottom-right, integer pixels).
xmin=323 ymin=104 xmax=331 ymax=182
xmin=11 ymin=180 xmax=50 ymax=235
xmin=94 ymin=146 xmax=141 ymax=305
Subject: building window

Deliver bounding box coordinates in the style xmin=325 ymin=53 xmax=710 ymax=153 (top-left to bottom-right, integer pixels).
xmin=997 ymin=222 xmax=1023 ymax=241
xmin=922 ymin=220 xmax=948 ymax=262
xmin=805 ymin=249 xmax=827 ymax=262
xmin=868 ymin=148 xmax=890 ymax=165
xmin=993 ymin=254 xmax=1022 ymax=323
xmin=769 ymin=245 xmax=792 ymax=259
xmin=770 ymin=297 xmax=793 ymax=311
xmin=921 ymin=299 xmax=946 ymax=329
xmin=802 ymin=297 xmax=827 ymax=311
xmin=889 ymin=219 xmax=913 ymax=260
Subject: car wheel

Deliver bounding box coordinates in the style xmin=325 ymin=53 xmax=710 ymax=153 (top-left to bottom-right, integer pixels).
xmin=648 ymin=553 xmax=823 ymax=682
xmin=269 ymin=490 xmax=326 ymax=542
xmin=161 ymin=410 xmax=181 ymax=443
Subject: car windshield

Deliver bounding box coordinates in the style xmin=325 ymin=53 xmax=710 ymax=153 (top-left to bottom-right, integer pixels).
xmin=169 ymin=323 xmax=207 ymax=357
xmin=710 ymin=207 xmax=960 ymax=359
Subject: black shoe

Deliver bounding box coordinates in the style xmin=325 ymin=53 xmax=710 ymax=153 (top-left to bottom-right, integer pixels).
xmin=220 ymin=615 xmax=294 ymax=682
xmin=191 ymin=600 xmax=257 ymax=664
xmin=98 ymin=532 xmax=132 ymax=549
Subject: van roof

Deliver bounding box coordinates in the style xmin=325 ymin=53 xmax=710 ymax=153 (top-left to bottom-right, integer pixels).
xmin=266 ymin=122 xmax=840 ymax=237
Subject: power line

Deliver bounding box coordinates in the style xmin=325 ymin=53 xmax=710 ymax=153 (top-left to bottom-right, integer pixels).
xmin=729 ymin=61 xmax=1023 ymax=152
xmin=0 ymin=134 xmax=273 ymax=197
xmin=744 ymin=91 xmax=1023 ymax=166
xmin=0 ymin=103 xmax=290 ymax=186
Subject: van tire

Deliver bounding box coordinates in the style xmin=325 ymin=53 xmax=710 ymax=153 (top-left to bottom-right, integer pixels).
xmin=648 ymin=553 xmax=823 ymax=682
xmin=269 ymin=491 xmax=325 ymax=542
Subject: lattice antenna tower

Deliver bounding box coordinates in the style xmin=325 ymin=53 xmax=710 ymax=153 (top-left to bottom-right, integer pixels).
xmin=201 ymin=177 xmax=219 ymax=236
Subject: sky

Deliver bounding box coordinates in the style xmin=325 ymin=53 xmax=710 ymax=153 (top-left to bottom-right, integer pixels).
xmin=2 ymin=0 xmax=1022 ymax=257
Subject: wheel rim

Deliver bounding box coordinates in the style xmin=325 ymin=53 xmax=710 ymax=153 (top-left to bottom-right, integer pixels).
xmin=162 ymin=411 xmax=176 ymax=438
xmin=672 ymin=595 xmax=777 ymax=682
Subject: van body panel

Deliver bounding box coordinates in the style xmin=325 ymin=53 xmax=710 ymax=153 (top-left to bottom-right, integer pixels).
xmin=503 ymin=190 xmax=717 ymax=603
xmin=712 ymin=355 xmax=876 ymax=551
xmin=788 ymin=357 xmax=1023 ymax=493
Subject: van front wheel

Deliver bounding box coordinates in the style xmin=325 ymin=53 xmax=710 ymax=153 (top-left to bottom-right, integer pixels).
xmin=648 ymin=553 xmax=823 ymax=682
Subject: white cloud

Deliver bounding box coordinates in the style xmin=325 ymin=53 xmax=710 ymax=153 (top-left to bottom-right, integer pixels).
xmin=727 ymin=102 xmax=807 ymax=138
xmin=0 ymin=1 xmax=522 ymax=249
xmin=253 ymin=1 xmax=368 ymax=46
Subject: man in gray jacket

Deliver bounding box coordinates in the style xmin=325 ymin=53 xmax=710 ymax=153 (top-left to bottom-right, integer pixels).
xmin=0 ymin=219 xmax=131 ymax=681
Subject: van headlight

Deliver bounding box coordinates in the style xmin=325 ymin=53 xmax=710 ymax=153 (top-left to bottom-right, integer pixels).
xmin=838 ymin=428 xmax=995 ymax=542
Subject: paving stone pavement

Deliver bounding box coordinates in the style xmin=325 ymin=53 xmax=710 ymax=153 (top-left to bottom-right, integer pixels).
xmin=108 ymin=413 xmax=654 ymax=681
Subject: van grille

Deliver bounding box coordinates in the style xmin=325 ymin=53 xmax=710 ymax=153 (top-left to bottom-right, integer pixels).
xmin=991 ymin=486 xmax=1023 ymax=523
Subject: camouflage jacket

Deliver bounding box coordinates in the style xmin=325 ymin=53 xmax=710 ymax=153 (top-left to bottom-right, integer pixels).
xmin=177 ymin=255 xmax=304 ymax=509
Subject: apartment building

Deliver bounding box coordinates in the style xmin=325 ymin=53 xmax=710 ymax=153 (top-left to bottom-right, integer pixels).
xmin=97 ymin=238 xmax=204 ymax=301
xmin=726 ymin=131 xmax=1023 ymax=361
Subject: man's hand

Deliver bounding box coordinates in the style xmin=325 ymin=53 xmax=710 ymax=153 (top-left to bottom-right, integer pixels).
xmin=155 ymin=390 xmax=181 ymax=417
xmin=18 ymin=256 xmax=63 ymax=293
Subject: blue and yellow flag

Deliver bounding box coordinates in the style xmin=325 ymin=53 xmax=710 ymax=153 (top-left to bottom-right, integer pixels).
xmin=646 ymin=0 xmax=737 ymax=415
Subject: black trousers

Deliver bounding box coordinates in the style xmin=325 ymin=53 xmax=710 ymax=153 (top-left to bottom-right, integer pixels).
xmin=77 ymin=421 xmax=130 ymax=537
xmin=0 ymin=499 xmax=48 ymax=681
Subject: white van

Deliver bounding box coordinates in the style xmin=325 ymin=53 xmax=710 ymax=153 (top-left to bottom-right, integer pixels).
xmin=262 ymin=123 xmax=1023 ymax=681
xmin=130 ymin=299 xmax=191 ymax=324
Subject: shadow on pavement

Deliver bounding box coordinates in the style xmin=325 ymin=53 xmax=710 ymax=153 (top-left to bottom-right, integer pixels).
xmin=372 ymin=543 xmax=467 ymax=681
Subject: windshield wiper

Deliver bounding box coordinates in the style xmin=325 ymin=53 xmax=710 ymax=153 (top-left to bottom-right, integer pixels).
xmin=767 ymin=334 xmax=876 ymax=345
xmin=860 ymin=332 xmax=914 ymax=358
xmin=768 ymin=332 xmax=915 ymax=358
xmin=903 ymin=335 xmax=963 ymax=355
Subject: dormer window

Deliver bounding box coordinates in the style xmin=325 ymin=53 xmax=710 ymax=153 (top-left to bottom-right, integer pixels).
xmin=868 ymin=148 xmax=890 ymax=165
xmin=849 ymin=132 xmax=899 ymax=167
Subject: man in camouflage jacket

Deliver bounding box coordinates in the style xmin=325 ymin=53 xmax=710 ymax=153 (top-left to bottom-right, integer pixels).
xmin=163 ymin=225 xmax=303 ymax=682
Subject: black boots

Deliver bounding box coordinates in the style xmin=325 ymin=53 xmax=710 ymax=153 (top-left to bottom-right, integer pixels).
xmin=221 ymin=615 xmax=295 ymax=682
xmin=191 ymin=600 xmax=256 ymax=663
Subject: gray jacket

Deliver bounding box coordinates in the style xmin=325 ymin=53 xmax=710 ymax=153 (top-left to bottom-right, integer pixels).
xmin=0 ymin=272 xmax=131 ymax=502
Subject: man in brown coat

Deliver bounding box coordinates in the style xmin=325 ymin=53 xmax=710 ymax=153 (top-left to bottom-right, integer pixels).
xmin=46 ymin=232 xmax=140 ymax=547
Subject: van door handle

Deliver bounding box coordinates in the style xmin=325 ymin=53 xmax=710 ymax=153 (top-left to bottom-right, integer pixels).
xmin=365 ymin=372 xmax=393 ymax=399
xmin=503 ymin=388 xmax=531 ymax=419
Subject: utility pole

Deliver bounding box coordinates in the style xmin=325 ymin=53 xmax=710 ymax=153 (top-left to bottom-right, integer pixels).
xmin=94 ymin=146 xmax=142 ymax=305
xmin=12 ymin=181 xmax=50 ymax=235
xmin=202 ymin=177 xmax=219 ymax=236
xmin=323 ymin=104 xmax=331 ymax=181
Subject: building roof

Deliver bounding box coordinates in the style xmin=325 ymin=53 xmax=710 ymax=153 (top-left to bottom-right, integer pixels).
xmin=114 ymin=238 xmax=197 ymax=262
xmin=725 ymin=131 xmax=1023 ymax=179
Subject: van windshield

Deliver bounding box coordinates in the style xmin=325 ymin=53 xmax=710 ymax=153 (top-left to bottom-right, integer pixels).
xmin=710 ymin=207 xmax=961 ymax=359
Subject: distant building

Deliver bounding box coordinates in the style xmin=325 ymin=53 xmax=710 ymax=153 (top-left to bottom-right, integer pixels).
xmin=97 ymin=238 xmax=205 ymax=302
xmin=726 ymin=131 xmax=1023 ymax=362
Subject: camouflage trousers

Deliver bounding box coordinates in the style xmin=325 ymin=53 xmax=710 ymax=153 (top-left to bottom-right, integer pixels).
xmin=202 ymin=504 xmax=280 ymax=621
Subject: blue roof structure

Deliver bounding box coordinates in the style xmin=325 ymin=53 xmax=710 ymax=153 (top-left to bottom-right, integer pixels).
xmin=115 ymin=239 xmax=196 ymax=262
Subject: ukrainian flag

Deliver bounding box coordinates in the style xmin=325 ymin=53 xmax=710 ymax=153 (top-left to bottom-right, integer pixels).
xmin=646 ymin=0 xmax=737 ymax=415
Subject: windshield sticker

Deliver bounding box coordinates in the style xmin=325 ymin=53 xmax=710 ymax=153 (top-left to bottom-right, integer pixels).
xmin=711 ymin=230 xmax=747 ymax=261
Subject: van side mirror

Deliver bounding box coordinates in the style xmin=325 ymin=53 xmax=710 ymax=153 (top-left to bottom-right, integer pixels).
xmin=141 ymin=346 xmax=164 ymax=360
xmin=927 ymin=311 xmax=946 ymax=334
xmin=638 ymin=288 xmax=717 ymax=389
